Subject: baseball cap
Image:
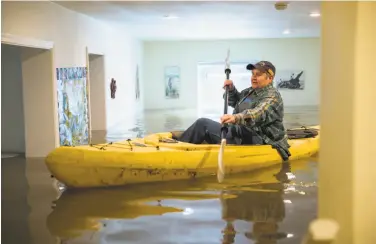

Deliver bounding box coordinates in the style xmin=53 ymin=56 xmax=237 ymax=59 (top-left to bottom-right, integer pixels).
xmin=246 ymin=61 xmax=276 ymax=77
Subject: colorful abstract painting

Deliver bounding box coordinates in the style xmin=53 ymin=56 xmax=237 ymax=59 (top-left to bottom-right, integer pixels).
xmin=56 ymin=67 xmax=89 ymax=146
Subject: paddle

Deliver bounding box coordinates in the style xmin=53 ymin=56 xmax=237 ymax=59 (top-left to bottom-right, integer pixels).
xmin=218 ymin=49 xmax=231 ymax=183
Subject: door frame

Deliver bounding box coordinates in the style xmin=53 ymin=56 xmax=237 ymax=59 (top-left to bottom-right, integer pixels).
xmin=2 ymin=33 xmax=54 ymax=49
xmin=1 ymin=33 xmax=59 ymax=157
xmin=85 ymin=47 xmax=92 ymax=143
xmin=86 ymin=46 xmax=106 ymax=143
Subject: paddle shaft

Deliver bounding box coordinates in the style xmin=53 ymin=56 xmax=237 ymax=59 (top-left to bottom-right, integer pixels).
xmin=217 ymin=53 xmax=232 ymax=183
xmin=221 ymin=68 xmax=231 ymax=138
xmin=223 ymin=71 xmax=230 ymax=114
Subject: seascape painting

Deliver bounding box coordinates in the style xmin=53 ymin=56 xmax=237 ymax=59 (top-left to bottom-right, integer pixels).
xmin=56 ymin=67 xmax=89 ymax=146
xmin=164 ymin=66 xmax=180 ymax=99
xmin=275 ymin=70 xmax=305 ymax=90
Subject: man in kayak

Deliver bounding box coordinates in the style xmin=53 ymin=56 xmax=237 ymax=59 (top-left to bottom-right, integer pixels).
xmin=176 ymin=61 xmax=291 ymax=161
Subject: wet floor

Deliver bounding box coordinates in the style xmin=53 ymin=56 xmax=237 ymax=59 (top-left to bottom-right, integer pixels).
xmin=2 ymin=106 xmax=319 ymax=244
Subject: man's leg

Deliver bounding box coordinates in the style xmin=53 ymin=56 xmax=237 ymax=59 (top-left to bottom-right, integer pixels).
xmin=239 ymin=126 xmax=264 ymax=145
xmin=177 ymin=118 xmax=236 ymax=144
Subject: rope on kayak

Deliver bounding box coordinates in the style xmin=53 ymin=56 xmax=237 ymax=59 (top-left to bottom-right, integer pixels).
xmin=87 ymin=135 xmax=184 ymax=151
xmin=88 ymin=143 xmax=133 ymax=151
xmin=89 ymin=142 xmax=112 ymax=150
xmin=126 ymin=139 xmax=133 ymax=151
xmin=89 ymin=140 xmax=157 ymax=151
xmin=87 ymin=134 xmax=183 ymax=151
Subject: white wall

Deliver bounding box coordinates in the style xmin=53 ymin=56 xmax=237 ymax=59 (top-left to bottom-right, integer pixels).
xmin=143 ymin=38 xmax=320 ymax=110
xmin=2 ymin=1 xmax=144 ymax=132
xmin=1 ymin=44 xmax=26 ymax=153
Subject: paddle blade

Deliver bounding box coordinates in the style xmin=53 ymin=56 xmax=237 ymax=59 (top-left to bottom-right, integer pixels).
xmin=217 ymin=138 xmax=226 ymax=183
xmin=225 ymin=48 xmax=230 ymax=70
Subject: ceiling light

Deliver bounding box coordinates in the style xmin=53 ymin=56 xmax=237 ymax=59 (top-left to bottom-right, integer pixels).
xmin=283 ymin=29 xmax=290 ymax=34
xmin=310 ymin=12 xmax=321 ymax=17
xmin=275 ymin=2 xmax=289 ymax=10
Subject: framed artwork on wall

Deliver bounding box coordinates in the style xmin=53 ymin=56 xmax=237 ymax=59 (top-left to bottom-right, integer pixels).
xmin=164 ymin=66 xmax=180 ymax=99
xmin=56 ymin=67 xmax=89 ymax=146
xmin=275 ymin=70 xmax=305 ymax=90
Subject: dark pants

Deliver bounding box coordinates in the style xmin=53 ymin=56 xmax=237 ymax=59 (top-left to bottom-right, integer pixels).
xmin=178 ymin=117 xmax=262 ymax=145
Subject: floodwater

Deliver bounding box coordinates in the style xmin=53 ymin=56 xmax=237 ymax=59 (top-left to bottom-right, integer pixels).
xmin=2 ymin=106 xmax=319 ymax=244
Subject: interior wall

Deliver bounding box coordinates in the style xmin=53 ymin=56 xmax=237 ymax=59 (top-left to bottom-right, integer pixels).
xmin=88 ymin=54 xmax=106 ymax=131
xmin=1 ymin=1 xmax=144 ymax=133
xmin=21 ymin=47 xmax=57 ymax=158
xmin=143 ymin=38 xmax=320 ymax=110
xmin=1 ymin=44 xmax=26 ymax=153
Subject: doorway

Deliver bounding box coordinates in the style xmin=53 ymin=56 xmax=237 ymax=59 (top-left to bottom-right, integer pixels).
xmin=86 ymin=51 xmax=106 ymax=142
xmin=1 ymin=44 xmax=26 ymax=157
xmin=197 ymin=61 xmax=257 ymax=119
xmin=1 ymin=39 xmax=57 ymax=158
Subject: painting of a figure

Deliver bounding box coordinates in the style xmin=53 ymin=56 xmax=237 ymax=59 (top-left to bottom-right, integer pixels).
xmin=275 ymin=70 xmax=305 ymax=90
xmin=164 ymin=66 xmax=180 ymax=99
xmin=56 ymin=67 xmax=89 ymax=146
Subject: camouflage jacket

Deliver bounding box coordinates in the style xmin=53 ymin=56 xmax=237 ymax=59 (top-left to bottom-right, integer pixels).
xmin=225 ymin=84 xmax=291 ymax=160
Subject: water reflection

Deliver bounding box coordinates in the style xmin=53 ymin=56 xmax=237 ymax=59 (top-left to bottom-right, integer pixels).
xmin=47 ymin=159 xmax=316 ymax=243
xmin=221 ymin=162 xmax=292 ymax=244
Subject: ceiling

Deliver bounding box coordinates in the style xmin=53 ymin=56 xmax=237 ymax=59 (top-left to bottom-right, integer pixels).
xmin=55 ymin=1 xmax=322 ymax=41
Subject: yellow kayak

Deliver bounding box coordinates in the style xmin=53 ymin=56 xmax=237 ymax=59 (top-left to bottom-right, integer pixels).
xmin=45 ymin=125 xmax=320 ymax=188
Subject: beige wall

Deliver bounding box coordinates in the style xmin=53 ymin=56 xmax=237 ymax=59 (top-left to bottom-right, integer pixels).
xmin=88 ymin=54 xmax=106 ymax=131
xmin=318 ymin=2 xmax=376 ymax=243
xmin=2 ymin=1 xmax=144 ymax=133
xmin=21 ymin=47 xmax=57 ymax=158
xmin=143 ymin=38 xmax=320 ymax=110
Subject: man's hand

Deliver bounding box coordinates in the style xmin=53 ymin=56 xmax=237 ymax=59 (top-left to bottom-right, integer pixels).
xmin=220 ymin=114 xmax=236 ymax=124
xmin=223 ymin=79 xmax=234 ymax=90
